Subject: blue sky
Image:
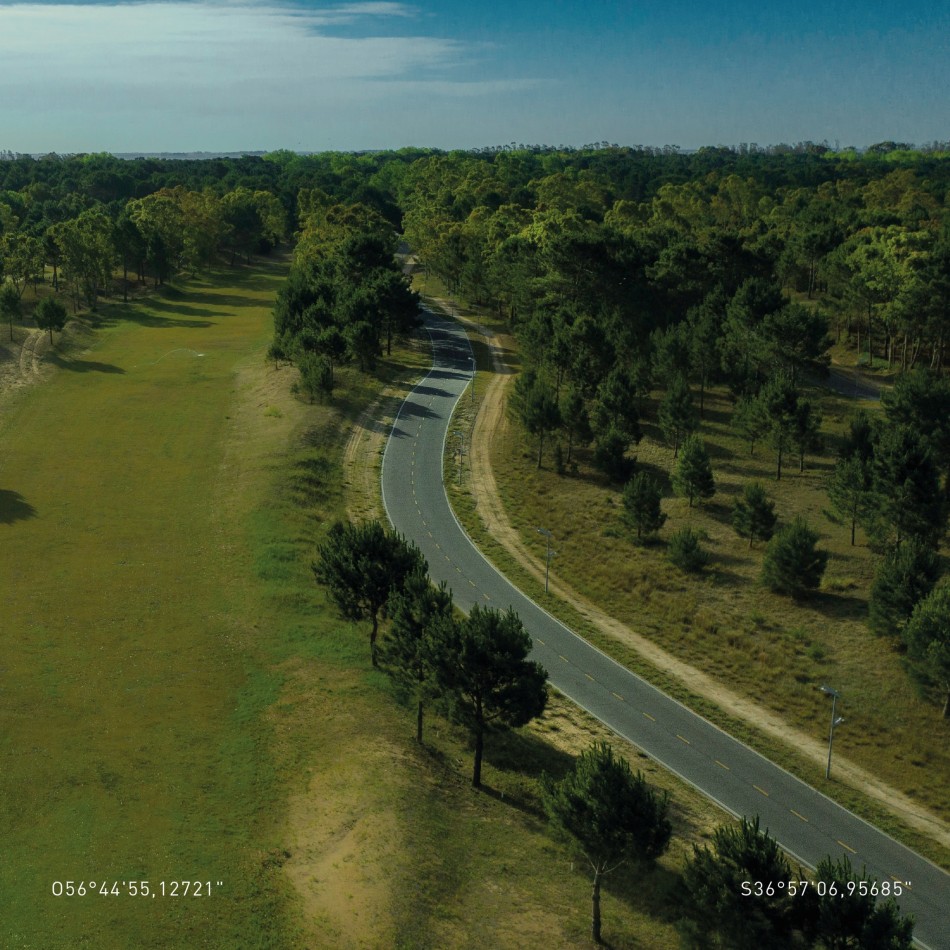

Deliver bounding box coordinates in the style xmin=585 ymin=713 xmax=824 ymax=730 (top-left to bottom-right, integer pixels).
xmin=0 ymin=0 xmax=947 ymax=153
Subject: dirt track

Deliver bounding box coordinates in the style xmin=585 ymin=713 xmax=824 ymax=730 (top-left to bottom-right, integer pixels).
xmin=439 ymin=300 xmax=950 ymax=853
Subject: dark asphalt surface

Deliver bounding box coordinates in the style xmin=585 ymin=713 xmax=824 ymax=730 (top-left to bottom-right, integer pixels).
xmin=381 ymin=308 xmax=949 ymax=949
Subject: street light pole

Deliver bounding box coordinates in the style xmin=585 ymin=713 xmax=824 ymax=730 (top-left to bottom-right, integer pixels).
xmin=819 ymin=685 xmax=844 ymax=780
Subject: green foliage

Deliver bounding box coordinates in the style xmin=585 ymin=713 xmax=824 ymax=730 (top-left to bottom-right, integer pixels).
xmin=761 ymin=516 xmax=828 ymax=598
xmin=882 ymin=368 xmax=950 ymax=490
xmin=542 ymin=741 xmax=671 ymax=945
xmin=810 ymin=855 xmax=914 ymax=949
xmin=868 ymin=539 xmax=940 ymax=638
xmin=827 ymin=454 xmax=874 ymax=546
xmin=514 ymin=372 xmax=562 ymax=468
xmin=380 ymin=568 xmax=454 ymax=744
xmin=869 ymin=426 xmax=945 ymax=548
xmin=733 ymin=394 xmax=770 ymax=454
xmin=679 ymin=817 xmax=802 ymax=950
xmin=672 ymin=434 xmax=715 ymax=507
xmin=658 ymin=373 xmax=699 ymax=456
xmin=560 ymin=385 xmax=592 ymax=464
xmin=592 ymin=425 xmax=635 ymax=482
xmin=426 ymin=605 xmax=547 ymax=787
xmin=313 ymin=519 xmax=426 ymax=667
xmin=0 ymin=281 xmax=21 ymax=340
xmin=732 ymin=481 xmax=777 ymax=548
xmin=33 ymin=295 xmax=68 ymax=344
xmin=760 ymin=373 xmax=801 ymax=480
xmin=903 ymin=584 xmax=950 ymax=717
xmin=621 ymin=471 xmax=667 ymax=540
xmin=668 ymin=527 xmax=709 ymax=573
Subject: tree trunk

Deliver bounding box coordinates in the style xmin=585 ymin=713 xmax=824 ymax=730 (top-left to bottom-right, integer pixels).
xmin=943 ymin=689 xmax=949 ymax=720
xmin=537 ymin=431 xmax=544 ymax=469
xmin=416 ymin=700 xmax=424 ymax=744
xmin=591 ymin=868 xmax=603 ymax=944
xmin=776 ymin=444 xmax=783 ymax=481
xmin=850 ymin=514 xmax=856 ymax=547
xmin=472 ymin=724 xmax=484 ymax=787
xmin=370 ymin=614 xmax=379 ymax=668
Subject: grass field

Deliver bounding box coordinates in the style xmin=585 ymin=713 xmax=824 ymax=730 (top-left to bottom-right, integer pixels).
xmin=1 ymin=262 xmax=735 ymax=948
xmin=0 ymin=264 xmax=301 ymax=947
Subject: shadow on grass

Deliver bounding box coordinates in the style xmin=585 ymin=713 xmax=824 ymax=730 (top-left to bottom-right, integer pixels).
xmin=50 ymin=354 xmax=125 ymax=374
xmin=0 ymin=489 xmax=37 ymax=524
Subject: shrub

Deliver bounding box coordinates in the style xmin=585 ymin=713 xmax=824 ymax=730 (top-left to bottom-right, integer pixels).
xmin=668 ymin=527 xmax=709 ymax=573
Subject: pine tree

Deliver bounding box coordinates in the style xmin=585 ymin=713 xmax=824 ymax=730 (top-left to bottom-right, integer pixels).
xmin=542 ymin=742 xmax=671 ymax=945
xmin=868 ymin=540 xmax=940 ymax=638
xmin=658 ymin=374 xmax=698 ymax=457
xmin=313 ymin=520 xmax=426 ymax=667
xmin=732 ymin=482 xmax=777 ymax=548
xmin=903 ymin=585 xmax=950 ymax=718
xmin=621 ymin=472 xmax=667 ymax=540
xmin=761 ymin=517 xmax=828 ymax=598
xmin=827 ymin=454 xmax=873 ymax=546
xmin=672 ymin=435 xmax=715 ymax=507
xmin=668 ymin=527 xmax=709 ymax=572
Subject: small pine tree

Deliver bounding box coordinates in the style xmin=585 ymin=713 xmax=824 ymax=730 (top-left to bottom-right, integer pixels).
xmin=0 ymin=283 xmax=21 ymax=342
xmin=621 ymin=472 xmax=667 ymax=540
xmin=903 ymin=584 xmax=950 ymax=718
xmin=668 ymin=527 xmax=709 ymax=572
xmin=761 ymin=517 xmax=828 ymax=597
xmin=672 ymin=435 xmax=715 ymax=507
xmin=592 ymin=426 xmax=634 ymax=483
xmin=732 ymin=482 xmax=777 ymax=548
xmin=827 ymin=453 xmax=873 ymax=546
xmin=658 ymin=373 xmax=698 ymax=456
xmin=868 ymin=539 xmax=940 ymax=637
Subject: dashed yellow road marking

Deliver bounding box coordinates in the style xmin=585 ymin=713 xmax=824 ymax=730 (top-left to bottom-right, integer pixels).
xmin=612 ymin=692 xmax=624 ymax=702
xmin=676 ymin=734 xmax=690 ymax=745
xmin=790 ymin=809 xmax=808 ymax=823
xmin=642 ymin=712 xmax=656 ymax=722
xmin=837 ymin=840 xmax=857 ymax=854
xmin=585 ymin=673 xmax=594 ymax=681
xmin=559 ymin=654 xmax=569 ymax=663
xmin=535 ymin=637 xmax=545 ymax=645
xmin=715 ymin=760 xmax=730 ymax=770
xmin=469 ymin=580 xmax=476 ymax=588
xmin=753 ymin=784 xmax=769 ymax=797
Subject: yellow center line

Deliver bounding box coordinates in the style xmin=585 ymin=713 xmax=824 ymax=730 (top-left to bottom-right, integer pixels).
xmin=469 ymin=580 xmax=476 ymax=588
xmin=535 ymin=637 xmax=545 ymax=645
xmin=559 ymin=654 xmax=569 ymax=662
xmin=790 ymin=809 xmax=809 ymax=823
xmin=676 ymin=734 xmax=690 ymax=745
xmin=837 ymin=840 xmax=857 ymax=854
xmin=753 ymin=784 xmax=769 ymax=797
xmin=612 ymin=692 xmax=624 ymax=702
xmin=483 ymin=593 xmax=491 ymax=600
xmin=715 ymin=760 xmax=730 ymax=770
xmin=585 ymin=673 xmax=594 ymax=681
xmin=642 ymin=712 xmax=656 ymax=722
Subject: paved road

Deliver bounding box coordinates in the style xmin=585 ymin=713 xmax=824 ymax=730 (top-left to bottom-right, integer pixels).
xmin=381 ymin=308 xmax=949 ymax=949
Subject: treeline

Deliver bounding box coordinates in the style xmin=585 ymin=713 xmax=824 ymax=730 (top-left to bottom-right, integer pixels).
xmin=268 ymin=200 xmax=419 ymax=401
xmin=315 ymin=517 xmax=916 ymax=948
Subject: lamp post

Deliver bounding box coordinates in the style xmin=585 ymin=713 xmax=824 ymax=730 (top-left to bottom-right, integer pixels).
xmin=819 ymin=685 xmax=844 ymax=780
xmin=536 ymin=527 xmax=555 ymax=593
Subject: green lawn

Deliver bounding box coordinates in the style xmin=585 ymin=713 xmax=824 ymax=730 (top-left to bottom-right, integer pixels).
xmin=0 ymin=265 xmax=296 ymax=948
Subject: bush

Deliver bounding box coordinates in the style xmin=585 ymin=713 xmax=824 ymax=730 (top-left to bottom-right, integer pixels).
xmin=668 ymin=527 xmax=709 ymax=573
xmin=761 ymin=517 xmax=828 ymax=597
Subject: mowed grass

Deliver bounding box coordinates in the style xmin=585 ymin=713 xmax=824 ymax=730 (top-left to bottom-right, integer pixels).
xmin=0 ymin=264 xmax=298 ymax=948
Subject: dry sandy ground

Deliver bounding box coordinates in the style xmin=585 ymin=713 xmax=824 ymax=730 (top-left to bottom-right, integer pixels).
xmin=431 ymin=299 xmax=950 ymax=855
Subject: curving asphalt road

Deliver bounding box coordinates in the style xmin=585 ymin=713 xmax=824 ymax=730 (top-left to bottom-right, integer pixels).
xmin=381 ymin=307 xmax=949 ymax=949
